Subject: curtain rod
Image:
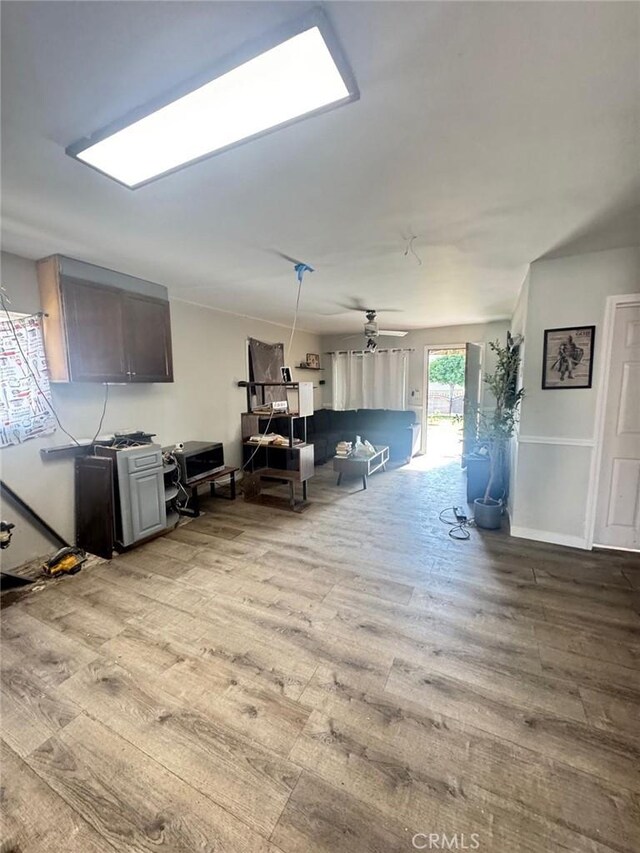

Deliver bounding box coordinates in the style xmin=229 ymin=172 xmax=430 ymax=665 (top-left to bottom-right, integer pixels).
xmin=325 ymin=348 xmax=415 ymax=354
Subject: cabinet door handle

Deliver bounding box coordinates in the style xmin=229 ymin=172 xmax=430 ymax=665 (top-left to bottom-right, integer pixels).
xmin=130 ymin=372 xmax=136 ymax=376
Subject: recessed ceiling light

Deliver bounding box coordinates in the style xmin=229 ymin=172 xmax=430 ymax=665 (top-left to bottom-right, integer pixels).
xmin=67 ymin=11 xmax=358 ymax=188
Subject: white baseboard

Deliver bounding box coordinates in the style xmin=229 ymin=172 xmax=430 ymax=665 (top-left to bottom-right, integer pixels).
xmin=510 ymin=525 xmax=589 ymax=550
xmin=593 ymin=542 xmax=640 ymax=554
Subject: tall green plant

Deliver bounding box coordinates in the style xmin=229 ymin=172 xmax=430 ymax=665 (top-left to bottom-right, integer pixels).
xmin=477 ymin=339 xmax=524 ymax=503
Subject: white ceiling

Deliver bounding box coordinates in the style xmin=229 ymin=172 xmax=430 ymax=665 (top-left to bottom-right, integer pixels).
xmin=2 ymin=1 xmax=639 ymax=334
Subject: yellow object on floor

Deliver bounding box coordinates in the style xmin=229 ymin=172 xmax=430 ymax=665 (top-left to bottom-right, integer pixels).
xmin=42 ymin=547 xmax=86 ymax=577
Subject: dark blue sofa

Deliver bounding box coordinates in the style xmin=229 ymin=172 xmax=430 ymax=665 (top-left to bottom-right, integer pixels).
xmin=306 ymin=409 xmax=421 ymax=464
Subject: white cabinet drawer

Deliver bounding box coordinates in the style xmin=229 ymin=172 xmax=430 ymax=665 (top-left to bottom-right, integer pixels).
xmin=126 ymin=449 xmax=163 ymax=473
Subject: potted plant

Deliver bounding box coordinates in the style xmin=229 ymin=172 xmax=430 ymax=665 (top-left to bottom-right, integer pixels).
xmin=473 ymin=339 xmax=524 ymax=530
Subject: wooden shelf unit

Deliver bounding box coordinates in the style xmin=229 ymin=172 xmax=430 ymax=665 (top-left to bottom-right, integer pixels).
xmin=238 ymin=380 xmax=314 ymax=418
xmin=241 ymin=412 xmax=308 ymax=447
xmin=237 ymin=381 xmax=315 ymax=507
xmin=242 ymin=441 xmax=314 ymax=480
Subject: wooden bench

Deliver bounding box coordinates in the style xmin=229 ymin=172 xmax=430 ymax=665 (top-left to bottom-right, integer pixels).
xmin=181 ymin=466 xmax=239 ymax=517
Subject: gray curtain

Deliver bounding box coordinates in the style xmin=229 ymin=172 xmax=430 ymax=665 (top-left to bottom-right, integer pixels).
xmin=248 ymin=338 xmax=286 ymax=405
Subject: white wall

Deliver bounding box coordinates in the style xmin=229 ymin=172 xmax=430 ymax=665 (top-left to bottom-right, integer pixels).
xmin=511 ymin=246 xmax=640 ymax=547
xmin=320 ymin=320 xmax=510 ymax=417
xmin=0 ymin=252 xmax=321 ymax=568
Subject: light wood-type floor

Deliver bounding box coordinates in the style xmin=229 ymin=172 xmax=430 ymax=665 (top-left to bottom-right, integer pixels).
xmin=1 ymin=461 xmax=639 ymax=853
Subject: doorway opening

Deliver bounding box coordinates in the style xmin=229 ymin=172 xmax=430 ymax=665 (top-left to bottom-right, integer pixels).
xmin=424 ymin=347 xmax=466 ymax=464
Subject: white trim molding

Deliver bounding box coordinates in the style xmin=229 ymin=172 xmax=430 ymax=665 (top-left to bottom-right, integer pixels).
xmin=593 ymin=543 xmax=640 ymax=555
xmin=510 ymin=525 xmax=588 ymax=550
xmin=518 ymin=435 xmax=595 ymax=447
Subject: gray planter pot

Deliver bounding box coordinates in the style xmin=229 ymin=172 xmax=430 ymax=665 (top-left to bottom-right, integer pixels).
xmin=474 ymin=498 xmax=503 ymax=530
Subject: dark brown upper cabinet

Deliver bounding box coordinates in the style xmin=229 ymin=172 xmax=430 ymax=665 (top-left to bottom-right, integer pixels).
xmin=64 ymin=277 xmax=128 ymax=382
xmin=123 ymin=292 xmax=173 ymax=383
xmin=37 ymin=256 xmax=173 ymax=384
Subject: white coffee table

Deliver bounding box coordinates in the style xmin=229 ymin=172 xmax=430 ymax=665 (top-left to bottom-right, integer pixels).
xmin=333 ymin=445 xmax=389 ymax=490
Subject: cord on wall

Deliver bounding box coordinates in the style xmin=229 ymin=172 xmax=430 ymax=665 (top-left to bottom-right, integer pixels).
xmin=285 ymin=277 xmax=303 ymax=360
xmin=90 ymin=383 xmax=110 ymax=444
xmin=245 ymin=261 xmax=307 ymax=471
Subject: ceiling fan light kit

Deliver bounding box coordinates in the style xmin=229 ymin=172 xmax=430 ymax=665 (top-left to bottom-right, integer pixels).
xmin=340 ymin=307 xmax=409 ymax=345
xmin=364 ymin=309 xmax=408 ymax=338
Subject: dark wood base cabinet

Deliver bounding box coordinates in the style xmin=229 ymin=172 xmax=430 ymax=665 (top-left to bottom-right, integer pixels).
xmin=76 ymin=444 xmax=170 ymax=559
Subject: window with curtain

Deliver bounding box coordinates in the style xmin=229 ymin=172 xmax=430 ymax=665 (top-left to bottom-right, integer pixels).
xmin=330 ymin=349 xmax=409 ymax=411
xmin=0 ymin=313 xmax=55 ymax=447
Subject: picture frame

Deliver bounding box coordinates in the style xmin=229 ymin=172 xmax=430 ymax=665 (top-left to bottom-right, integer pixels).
xmin=542 ymin=325 xmax=595 ymax=389
xmin=305 ymin=353 xmax=320 ymax=369
xmin=280 ymin=366 xmax=292 ymax=383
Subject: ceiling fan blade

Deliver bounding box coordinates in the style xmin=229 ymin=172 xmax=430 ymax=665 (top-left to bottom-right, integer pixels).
xmin=334 ymin=299 xmax=403 ymax=313
xmin=378 ymin=330 xmax=408 ymax=337
xmin=269 ymin=249 xmax=308 ymax=266
xmin=334 ymin=298 xmax=369 ymax=312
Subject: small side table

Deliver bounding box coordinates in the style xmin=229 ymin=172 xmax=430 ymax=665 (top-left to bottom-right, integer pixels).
xmin=181 ymin=466 xmax=239 ymax=517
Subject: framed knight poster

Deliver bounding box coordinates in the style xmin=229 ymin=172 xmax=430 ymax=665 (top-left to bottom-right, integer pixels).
xmin=542 ymin=325 xmax=595 ymax=389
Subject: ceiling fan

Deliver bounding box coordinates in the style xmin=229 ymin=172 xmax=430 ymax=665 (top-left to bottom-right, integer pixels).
xmin=342 ymin=307 xmax=408 ymax=351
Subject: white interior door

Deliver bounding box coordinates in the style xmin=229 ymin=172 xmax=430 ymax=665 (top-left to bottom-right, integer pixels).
xmin=463 ymin=343 xmax=483 ymax=460
xmin=594 ymin=302 xmax=640 ymax=550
